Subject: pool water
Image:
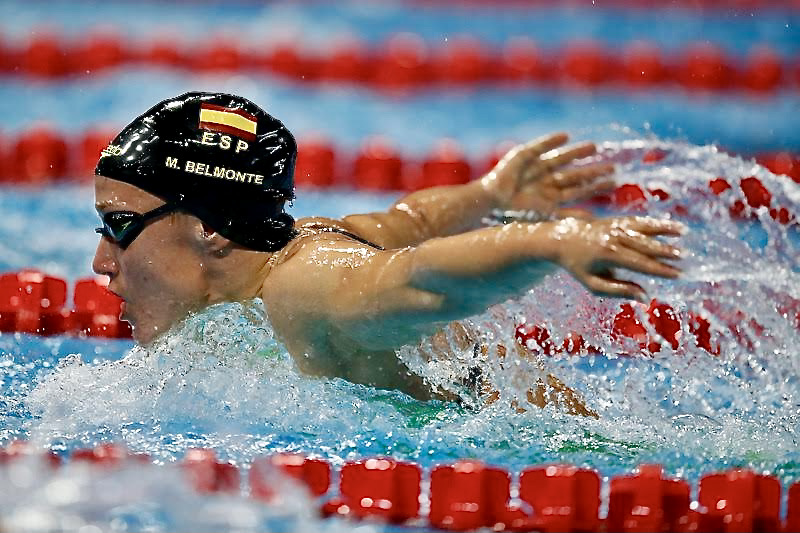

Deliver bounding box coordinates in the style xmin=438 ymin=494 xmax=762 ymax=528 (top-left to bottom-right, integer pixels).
xmin=0 ymin=138 xmax=798 ymax=530
xmin=1 ymin=0 xmax=798 ymax=529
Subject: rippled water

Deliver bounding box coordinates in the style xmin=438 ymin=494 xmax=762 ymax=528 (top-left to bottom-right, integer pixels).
xmin=0 ymin=139 xmax=798 ymax=530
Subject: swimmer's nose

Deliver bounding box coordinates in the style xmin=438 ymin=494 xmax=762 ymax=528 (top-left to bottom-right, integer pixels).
xmin=92 ymin=236 xmax=119 ymax=279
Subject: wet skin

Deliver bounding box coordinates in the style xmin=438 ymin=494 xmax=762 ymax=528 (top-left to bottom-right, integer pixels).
xmin=93 ymin=177 xmax=267 ymax=344
xmin=93 ymin=133 xmax=685 ymax=408
xmin=94 ymin=177 xmax=207 ymax=344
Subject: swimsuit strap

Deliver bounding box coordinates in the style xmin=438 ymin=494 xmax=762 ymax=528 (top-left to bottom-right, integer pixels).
xmin=298 ymin=222 xmax=385 ymax=250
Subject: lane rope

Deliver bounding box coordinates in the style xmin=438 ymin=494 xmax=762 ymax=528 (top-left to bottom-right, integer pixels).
xmin=2 ymin=32 xmax=797 ymax=93
xmin=1 ymin=442 xmax=798 ymax=532
xmin=2 ymin=127 xmax=799 ymax=192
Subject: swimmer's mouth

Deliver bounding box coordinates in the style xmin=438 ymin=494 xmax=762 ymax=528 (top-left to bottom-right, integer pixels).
xmin=107 ymin=286 xmax=124 ymax=300
xmin=106 ymin=287 xmax=127 ymax=316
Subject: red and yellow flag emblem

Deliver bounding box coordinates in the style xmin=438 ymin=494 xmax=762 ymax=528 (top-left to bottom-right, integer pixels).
xmin=199 ymin=103 xmax=257 ymax=141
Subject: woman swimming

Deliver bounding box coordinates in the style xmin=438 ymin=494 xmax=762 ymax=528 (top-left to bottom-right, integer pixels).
xmin=92 ymin=92 xmax=684 ymax=411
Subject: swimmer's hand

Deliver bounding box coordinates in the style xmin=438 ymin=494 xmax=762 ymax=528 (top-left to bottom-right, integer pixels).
xmin=551 ymin=216 xmax=685 ymax=301
xmin=482 ymin=132 xmax=615 ymax=216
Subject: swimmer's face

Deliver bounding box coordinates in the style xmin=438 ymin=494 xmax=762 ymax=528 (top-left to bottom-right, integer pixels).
xmin=93 ymin=176 xmax=208 ymax=344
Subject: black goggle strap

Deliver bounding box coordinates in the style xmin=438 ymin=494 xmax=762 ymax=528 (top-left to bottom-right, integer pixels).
xmin=96 ymin=203 xmax=178 ymax=248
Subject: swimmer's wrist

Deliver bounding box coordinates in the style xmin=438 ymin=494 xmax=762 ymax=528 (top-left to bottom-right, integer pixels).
xmin=496 ymin=220 xmax=562 ymax=264
xmin=478 ymin=171 xmax=511 ymax=209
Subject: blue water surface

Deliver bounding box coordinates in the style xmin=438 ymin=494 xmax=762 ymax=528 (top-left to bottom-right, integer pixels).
xmin=0 ymin=1 xmax=798 ymax=530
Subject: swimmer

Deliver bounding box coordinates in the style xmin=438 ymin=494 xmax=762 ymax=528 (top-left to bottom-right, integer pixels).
xmin=93 ymin=92 xmax=684 ymax=411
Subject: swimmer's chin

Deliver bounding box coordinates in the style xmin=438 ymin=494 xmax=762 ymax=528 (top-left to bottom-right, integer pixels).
xmin=122 ymin=307 xmax=168 ymax=345
xmin=130 ymin=322 xmax=167 ymax=346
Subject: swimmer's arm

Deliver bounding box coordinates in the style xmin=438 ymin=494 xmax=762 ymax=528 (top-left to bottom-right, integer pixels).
xmin=269 ymin=216 xmax=683 ymax=352
xmin=340 ymin=133 xmax=614 ymax=249
xmin=393 ymin=217 xmax=679 ymax=327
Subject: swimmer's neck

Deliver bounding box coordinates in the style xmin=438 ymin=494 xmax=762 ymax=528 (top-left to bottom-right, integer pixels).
xmin=203 ymin=247 xmax=273 ymax=305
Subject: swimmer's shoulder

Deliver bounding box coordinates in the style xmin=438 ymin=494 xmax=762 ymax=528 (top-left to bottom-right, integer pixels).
xmin=271 ymin=217 xmax=384 ymax=264
xmin=262 ymin=217 xmax=344 ymax=265
xmin=296 ymin=216 xmax=352 ymax=234
xmin=260 ymin=216 xmax=381 ymax=297
xmin=258 ymin=217 xmax=380 ymax=338
xmin=295 ymin=216 xmax=375 ymax=239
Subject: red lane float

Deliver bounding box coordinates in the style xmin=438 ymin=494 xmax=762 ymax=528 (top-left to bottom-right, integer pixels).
xmin=0 ymin=440 xmax=60 ymax=468
xmin=562 ymin=40 xmax=617 ymax=86
xmin=0 ymin=270 xmax=67 ymax=335
xmin=697 ymin=470 xmax=782 ymax=532
xmin=9 ymin=127 xmax=69 ymax=184
xmin=353 ymin=136 xmax=404 ymax=190
xmin=2 ymin=442 xmax=799 ymax=533
xmin=437 ymin=36 xmax=492 ymax=85
xmin=76 ymin=32 xmax=128 ymax=74
xmin=0 ymin=270 xmax=130 ymax=339
xmin=75 ymin=129 xmax=116 ymax=178
xmin=5 ymin=269 xmax=780 ymax=349
xmin=516 ymin=299 xmax=699 ymax=357
xmin=20 ymin=34 xmax=69 ymax=78
xmin=324 ymin=458 xmax=421 ymax=522
xmin=372 ymin=33 xmax=433 ymax=89
xmin=429 ymin=460 xmax=519 ymax=530
xmin=417 ymin=139 xmax=473 ymax=189
xmin=72 ymin=442 xmax=149 ymax=466
xmin=756 ymin=151 xmax=800 ymax=183
xmin=1 ymin=129 xmax=798 ymax=203
xmin=622 ymin=41 xmax=669 ymax=86
xmin=607 ymin=465 xmax=690 ymax=532
xmin=499 ymin=38 xmax=539 ymax=82
xmin=251 ymin=453 xmax=331 ymax=501
xmin=2 ymin=32 xmax=799 ymax=94
xmin=294 ymin=137 xmax=337 ymax=187
xmin=518 ymin=465 xmax=601 ymax=532
xmin=789 ymin=483 xmax=800 ymax=533
xmin=183 ymin=448 xmax=240 ymax=493
xmin=741 ymin=45 xmax=784 ymax=92
xmin=318 ymin=39 xmax=371 ymax=83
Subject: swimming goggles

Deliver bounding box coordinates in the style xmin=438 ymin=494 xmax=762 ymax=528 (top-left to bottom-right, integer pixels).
xmin=95 ymin=203 xmax=179 ymax=249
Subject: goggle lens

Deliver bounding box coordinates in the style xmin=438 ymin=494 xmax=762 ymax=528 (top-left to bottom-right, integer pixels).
xmin=95 ymin=204 xmax=177 ymax=249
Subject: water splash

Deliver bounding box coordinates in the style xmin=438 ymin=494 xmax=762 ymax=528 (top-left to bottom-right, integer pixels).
xmin=398 ymin=138 xmax=800 ymax=478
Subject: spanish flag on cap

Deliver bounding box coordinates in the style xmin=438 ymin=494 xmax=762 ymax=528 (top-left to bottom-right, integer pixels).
xmin=199 ymin=103 xmax=257 ymax=141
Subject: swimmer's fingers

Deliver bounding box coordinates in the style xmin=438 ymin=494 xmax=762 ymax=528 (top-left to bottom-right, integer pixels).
xmin=616 ymin=230 xmax=683 ymax=259
xmin=618 ymin=217 xmax=687 ymax=237
xmin=583 ymin=273 xmax=646 ymax=301
xmin=490 ymin=133 xmax=569 ymax=206
xmin=603 ymin=244 xmax=682 ymax=279
xmin=502 ymin=133 xmax=569 ymax=172
xmin=515 ymin=132 xmax=569 ymax=160
xmin=552 ymin=162 xmax=615 ymax=189
xmin=540 ymin=142 xmax=597 ymax=171
xmin=512 ymin=156 xmax=612 ymax=211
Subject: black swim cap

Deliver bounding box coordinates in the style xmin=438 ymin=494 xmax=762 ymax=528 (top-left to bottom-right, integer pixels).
xmin=95 ymin=91 xmax=297 ymax=252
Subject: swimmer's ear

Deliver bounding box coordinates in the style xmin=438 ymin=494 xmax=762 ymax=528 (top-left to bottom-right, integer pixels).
xmin=198 ymin=221 xmax=234 ymax=257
